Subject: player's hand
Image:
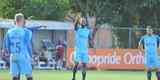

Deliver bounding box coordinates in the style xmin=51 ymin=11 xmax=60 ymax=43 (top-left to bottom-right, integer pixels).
xmin=74 ymin=12 xmax=81 ymax=23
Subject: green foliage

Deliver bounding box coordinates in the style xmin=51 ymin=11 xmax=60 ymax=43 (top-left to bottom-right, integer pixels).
xmin=70 ymin=0 xmax=160 ymax=48
xmin=0 ymin=0 xmax=160 ymax=48
xmin=0 ymin=0 xmax=71 ymax=20
xmin=0 ymin=0 xmax=160 ymax=26
xmin=71 ymin=0 xmax=160 ymax=27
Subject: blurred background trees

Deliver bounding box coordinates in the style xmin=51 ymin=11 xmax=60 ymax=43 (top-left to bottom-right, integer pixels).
xmin=0 ymin=0 xmax=160 ymax=48
xmin=0 ymin=0 xmax=160 ymax=27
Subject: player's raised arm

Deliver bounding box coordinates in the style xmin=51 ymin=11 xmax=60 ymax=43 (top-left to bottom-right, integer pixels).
xmin=91 ymin=17 xmax=98 ymax=40
xmin=27 ymin=25 xmax=47 ymax=31
xmin=65 ymin=12 xmax=81 ymax=30
xmin=88 ymin=17 xmax=98 ymax=48
xmin=73 ymin=13 xmax=81 ymax=31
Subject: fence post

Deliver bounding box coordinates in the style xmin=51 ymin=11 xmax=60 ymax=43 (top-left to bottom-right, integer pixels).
xmin=128 ymin=28 xmax=132 ymax=48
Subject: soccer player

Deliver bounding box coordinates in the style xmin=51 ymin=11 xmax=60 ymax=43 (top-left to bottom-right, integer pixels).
xmin=71 ymin=13 xmax=97 ymax=80
xmin=4 ymin=13 xmax=33 ymax=80
xmin=139 ymin=26 xmax=160 ymax=80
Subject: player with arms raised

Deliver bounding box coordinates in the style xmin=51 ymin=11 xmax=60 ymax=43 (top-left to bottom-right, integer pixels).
xmin=139 ymin=26 xmax=160 ymax=80
xmin=4 ymin=13 xmax=33 ymax=80
xmin=71 ymin=13 xmax=97 ymax=80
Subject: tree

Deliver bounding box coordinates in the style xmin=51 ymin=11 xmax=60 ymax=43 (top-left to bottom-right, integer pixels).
xmin=0 ymin=0 xmax=71 ymax=20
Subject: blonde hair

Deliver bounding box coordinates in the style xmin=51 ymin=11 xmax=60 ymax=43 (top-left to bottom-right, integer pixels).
xmin=14 ymin=13 xmax=25 ymax=22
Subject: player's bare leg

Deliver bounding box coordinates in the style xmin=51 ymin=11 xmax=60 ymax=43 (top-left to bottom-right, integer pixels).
xmin=156 ymin=68 xmax=160 ymax=80
xmin=82 ymin=63 xmax=87 ymax=80
xmin=72 ymin=62 xmax=79 ymax=80
xmin=146 ymin=68 xmax=152 ymax=80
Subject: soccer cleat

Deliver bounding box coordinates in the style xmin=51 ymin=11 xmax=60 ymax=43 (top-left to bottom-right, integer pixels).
xmin=72 ymin=78 xmax=75 ymax=80
xmin=12 ymin=77 xmax=19 ymax=80
xmin=27 ymin=77 xmax=33 ymax=80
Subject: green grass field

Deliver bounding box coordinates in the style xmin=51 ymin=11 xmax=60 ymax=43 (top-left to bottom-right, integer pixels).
xmin=0 ymin=70 xmax=157 ymax=80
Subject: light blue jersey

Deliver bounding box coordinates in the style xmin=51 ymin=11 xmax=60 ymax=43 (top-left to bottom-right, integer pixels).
xmin=73 ymin=26 xmax=90 ymax=63
xmin=4 ymin=26 xmax=32 ymax=76
xmin=5 ymin=27 xmax=32 ymax=59
xmin=75 ymin=26 xmax=90 ymax=53
xmin=139 ymin=34 xmax=160 ymax=68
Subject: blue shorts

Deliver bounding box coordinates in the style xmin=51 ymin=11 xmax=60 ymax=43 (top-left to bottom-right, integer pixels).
xmin=144 ymin=56 xmax=160 ymax=69
xmin=73 ymin=51 xmax=89 ymax=63
xmin=10 ymin=54 xmax=32 ymax=77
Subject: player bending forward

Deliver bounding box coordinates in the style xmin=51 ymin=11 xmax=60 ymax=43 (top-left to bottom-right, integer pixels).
xmin=139 ymin=26 xmax=160 ymax=80
xmin=71 ymin=13 xmax=97 ymax=80
xmin=4 ymin=13 xmax=33 ymax=80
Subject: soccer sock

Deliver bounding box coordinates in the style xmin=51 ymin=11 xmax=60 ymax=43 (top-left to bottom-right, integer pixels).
xmin=156 ymin=72 xmax=160 ymax=80
xmin=147 ymin=71 xmax=152 ymax=80
xmin=12 ymin=77 xmax=18 ymax=80
xmin=82 ymin=63 xmax=86 ymax=80
xmin=72 ymin=64 xmax=78 ymax=80
xmin=82 ymin=71 xmax=86 ymax=80
xmin=18 ymin=74 xmax=20 ymax=80
xmin=27 ymin=77 xmax=33 ymax=80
